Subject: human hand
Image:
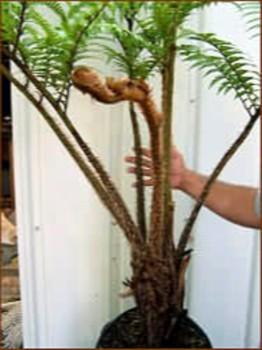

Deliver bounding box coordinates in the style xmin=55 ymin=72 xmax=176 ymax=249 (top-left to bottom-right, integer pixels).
xmin=125 ymin=147 xmax=188 ymax=190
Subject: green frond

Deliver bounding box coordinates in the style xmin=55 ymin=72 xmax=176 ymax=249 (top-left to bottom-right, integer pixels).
xmin=135 ymin=1 xmax=212 ymax=72
xmin=178 ymin=32 xmax=260 ymax=116
xmin=2 ymin=1 xmax=107 ymax=110
xmin=99 ymin=2 xmax=213 ymax=78
xmin=1 ymin=1 xmax=32 ymax=46
xmin=3 ymin=0 xmax=259 ymax=116
xmin=100 ymin=3 xmax=157 ymax=79
xmin=234 ymin=1 xmax=260 ymax=38
xmin=27 ymin=6 xmax=58 ymax=38
xmin=33 ymin=2 xmax=67 ymax=22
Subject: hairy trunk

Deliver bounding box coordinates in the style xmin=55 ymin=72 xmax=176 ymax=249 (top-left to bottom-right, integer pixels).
xmin=129 ymin=102 xmax=147 ymax=240
xmin=159 ymin=30 xmax=181 ymax=313
xmin=161 ymin=42 xmax=176 ymax=253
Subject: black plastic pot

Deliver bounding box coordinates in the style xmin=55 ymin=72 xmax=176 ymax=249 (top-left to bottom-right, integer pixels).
xmin=96 ymin=307 xmax=212 ymax=348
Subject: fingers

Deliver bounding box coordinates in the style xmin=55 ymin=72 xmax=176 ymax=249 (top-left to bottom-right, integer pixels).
xmin=126 ymin=150 xmax=154 ymax=187
xmin=170 ymin=146 xmax=181 ymax=159
xmin=129 ymin=147 xmax=152 ymax=159
xmin=142 ymin=179 xmax=154 ymax=186
xmin=127 ymin=166 xmax=153 ymax=176
xmin=125 ymin=156 xmax=152 ymax=168
xmin=132 ymin=179 xmax=154 ymax=187
xmin=140 ymin=147 xmax=152 ymax=158
xmin=125 ymin=148 xmax=153 ymax=175
xmin=129 ymin=146 xmax=180 ymax=161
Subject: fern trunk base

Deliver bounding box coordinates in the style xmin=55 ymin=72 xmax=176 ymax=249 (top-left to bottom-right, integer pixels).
xmin=96 ymin=307 xmax=212 ymax=348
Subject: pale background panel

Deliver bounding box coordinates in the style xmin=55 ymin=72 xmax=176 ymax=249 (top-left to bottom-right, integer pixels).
xmin=13 ymin=88 xmax=115 ymax=347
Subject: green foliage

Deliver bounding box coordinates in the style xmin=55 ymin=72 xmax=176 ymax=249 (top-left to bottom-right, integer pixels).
xmin=2 ymin=1 xmax=106 ymax=109
xmin=136 ymin=1 xmax=212 ymax=71
xmin=99 ymin=1 xmax=212 ymax=78
xmin=101 ymin=28 xmax=156 ymax=79
xmin=1 ymin=1 xmax=259 ymax=114
xmin=178 ymin=32 xmax=260 ymax=116
xmin=2 ymin=2 xmax=23 ymax=44
xmin=99 ymin=2 xmax=157 ymax=79
xmin=234 ymin=1 xmax=260 ymax=39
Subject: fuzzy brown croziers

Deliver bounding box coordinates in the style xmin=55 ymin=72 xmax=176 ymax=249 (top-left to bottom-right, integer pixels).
xmin=71 ymin=66 xmax=162 ymax=129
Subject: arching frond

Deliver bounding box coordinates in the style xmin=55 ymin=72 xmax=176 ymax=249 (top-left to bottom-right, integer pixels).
xmin=178 ymin=32 xmax=260 ymax=117
xmin=136 ymin=1 xmax=213 ymax=71
xmin=2 ymin=1 xmax=107 ymax=110
xmin=234 ymin=1 xmax=260 ymax=39
xmin=2 ymin=2 xmax=25 ymax=43
xmin=34 ymin=1 xmax=67 ymax=22
xmin=101 ymin=25 xmax=155 ymax=79
xmin=100 ymin=2 xmax=212 ymax=78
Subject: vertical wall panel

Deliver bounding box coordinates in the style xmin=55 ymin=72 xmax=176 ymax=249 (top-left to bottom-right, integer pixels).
xmin=13 ymin=87 xmax=115 ymax=347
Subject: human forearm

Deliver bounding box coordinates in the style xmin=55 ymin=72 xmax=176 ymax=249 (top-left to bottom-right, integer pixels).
xmin=179 ymin=170 xmax=260 ymax=229
xmin=125 ymin=147 xmax=260 ymax=229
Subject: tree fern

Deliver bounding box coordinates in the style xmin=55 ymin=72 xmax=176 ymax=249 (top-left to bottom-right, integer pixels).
xmin=178 ymin=32 xmax=260 ymax=117
xmin=1 ymin=2 xmax=260 ymax=346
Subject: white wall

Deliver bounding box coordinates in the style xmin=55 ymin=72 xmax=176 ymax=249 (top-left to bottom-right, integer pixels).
xmin=12 ymin=3 xmax=259 ymax=348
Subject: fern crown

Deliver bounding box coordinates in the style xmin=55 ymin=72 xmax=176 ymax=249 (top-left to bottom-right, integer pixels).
xmin=2 ymin=1 xmax=260 ymax=115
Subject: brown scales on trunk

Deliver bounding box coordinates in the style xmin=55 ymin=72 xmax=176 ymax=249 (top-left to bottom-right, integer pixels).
xmin=71 ymin=66 xmax=181 ymax=346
